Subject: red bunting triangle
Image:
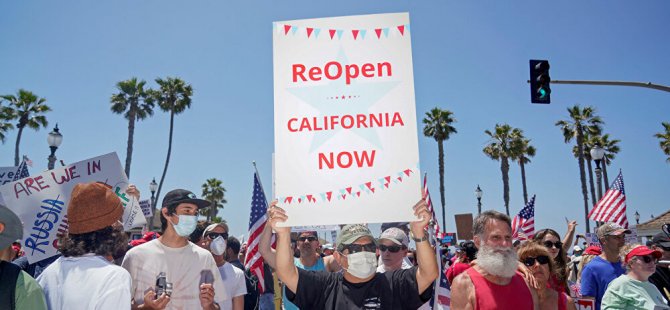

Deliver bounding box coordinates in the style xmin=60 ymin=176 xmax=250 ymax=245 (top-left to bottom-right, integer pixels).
xmin=284 ymin=25 xmax=291 ymax=35
xmin=285 ymin=197 xmax=293 ymax=204
xmin=365 ymin=182 xmax=373 ymax=190
xmin=375 ymin=28 xmax=382 ymax=39
xmin=356 ymin=192 xmax=361 ymax=197
xmin=298 ymin=198 xmax=302 ymax=203
xmin=307 ymin=194 xmax=313 ymax=202
xmin=384 ymin=183 xmax=389 ymax=188
xmin=371 ymin=188 xmax=376 ymax=193
xmin=397 ymin=25 xmax=405 ymax=36
xmin=404 ymin=169 xmax=412 ymax=176
xmin=329 ymin=29 xmax=336 ymax=39
xmin=341 ymin=194 xmax=346 ymax=200
xmin=384 ymin=176 xmax=391 ymax=183
xmin=306 ymin=28 xmax=314 ymax=38
xmin=346 ymin=187 xmax=352 ymax=194
xmin=352 ymin=30 xmax=359 ymax=40
xmin=397 ymin=177 xmax=403 ymax=182
xmin=326 ymin=191 xmax=332 ymax=201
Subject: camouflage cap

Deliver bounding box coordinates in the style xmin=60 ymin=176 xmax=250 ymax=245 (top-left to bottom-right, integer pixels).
xmin=336 ymin=224 xmax=376 ymax=252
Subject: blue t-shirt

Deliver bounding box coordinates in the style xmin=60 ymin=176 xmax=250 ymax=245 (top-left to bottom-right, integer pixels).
xmin=581 ymin=256 xmax=625 ymax=310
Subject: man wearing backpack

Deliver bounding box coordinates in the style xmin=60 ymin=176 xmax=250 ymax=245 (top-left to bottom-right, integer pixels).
xmin=0 ymin=203 xmax=47 ymax=310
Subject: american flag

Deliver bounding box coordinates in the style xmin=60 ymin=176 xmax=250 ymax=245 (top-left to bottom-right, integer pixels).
xmin=23 ymin=155 xmax=33 ymax=167
xmin=423 ymin=173 xmax=442 ymax=239
xmin=244 ymin=172 xmax=270 ymax=293
xmin=588 ymin=171 xmax=628 ymax=228
xmin=512 ymin=195 xmax=536 ymax=241
xmin=12 ymin=160 xmax=30 ymax=181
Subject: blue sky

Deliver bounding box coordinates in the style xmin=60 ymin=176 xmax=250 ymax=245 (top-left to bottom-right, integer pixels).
xmin=1 ymin=1 xmax=669 ymax=241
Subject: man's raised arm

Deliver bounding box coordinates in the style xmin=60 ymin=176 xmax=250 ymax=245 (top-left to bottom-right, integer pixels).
xmin=410 ymin=199 xmax=439 ymax=293
xmin=267 ymin=204 xmax=300 ymax=293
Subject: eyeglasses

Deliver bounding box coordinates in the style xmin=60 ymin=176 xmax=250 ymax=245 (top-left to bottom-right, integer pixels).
xmin=345 ymin=243 xmax=377 ymax=254
xmin=543 ymin=241 xmax=563 ymax=249
xmin=379 ymin=244 xmax=403 ymax=253
xmin=637 ymin=255 xmax=658 ymax=264
xmin=206 ymin=232 xmax=228 ymax=240
xmin=297 ymin=236 xmax=317 ymax=242
xmin=523 ymin=255 xmax=550 ymax=267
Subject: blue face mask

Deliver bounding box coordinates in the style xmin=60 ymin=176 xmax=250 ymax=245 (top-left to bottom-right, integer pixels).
xmin=169 ymin=215 xmax=197 ymax=237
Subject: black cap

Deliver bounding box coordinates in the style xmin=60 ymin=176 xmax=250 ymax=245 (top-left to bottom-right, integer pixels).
xmin=652 ymin=232 xmax=670 ymax=248
xmin=162 ymin=189 xmax=211 ymax=210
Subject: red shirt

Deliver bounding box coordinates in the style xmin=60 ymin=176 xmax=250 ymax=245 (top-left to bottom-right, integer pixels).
xmin=446 ymin=262 xmax=471 ymax=284
xmin=466 ymin=267 xmax=534 ymax=310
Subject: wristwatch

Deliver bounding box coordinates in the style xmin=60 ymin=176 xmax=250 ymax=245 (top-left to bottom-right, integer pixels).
xmin=410 ymin=232 xmax=428 ymax=243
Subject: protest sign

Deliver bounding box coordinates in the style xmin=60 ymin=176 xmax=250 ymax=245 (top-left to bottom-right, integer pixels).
xmin=0 ymin=166 xmax=19 ymax=185
xmin=574 ymin=298 xmax=595 ymax=310
xmin=442 ymin=233 xmax=457 ymax=246
xmin=0 ymin=152 xmax=145 ymax=263
xmin=273 ymin=13 xmax=420 ymax=226
xmin=455 ymin=213 xmax=474 ymax=241
xmin=293 ymin=225 xmax=339 ymax=232
xmin=139 ymin=199 xmax=153 ymax=218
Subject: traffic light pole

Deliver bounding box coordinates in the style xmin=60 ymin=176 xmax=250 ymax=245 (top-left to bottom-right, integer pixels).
xmin=527 ymin=79 xmax=670 ymax=93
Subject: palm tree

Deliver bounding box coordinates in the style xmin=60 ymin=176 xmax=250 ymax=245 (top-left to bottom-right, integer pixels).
xmin=422 ymin=108 xmax=457 ymax=230
xmin=595 ymin=134 xmax=621 ymax=189
xmin=574 ymin=132 xmax=600 ymax=206
xmin=201 ymin=178 xmax=227 ymax=222
xmin=1 ymin=90 xmax=51 ymax=165
xmin=555 ymin=105 xmax=603 ymax=233
xmin=483 ymin=124 xmax=520 ymax=216
xmin=655 ymin=122 xmax=670 ymax=163
xmin=0 ymin=100 xmax=15 ymax=143
xmin=110 ymin=78 xmax=155 ymax=178
xmin=511 ymin=131 xmax=536 ymax=205
xmin=151 ymin=77 xmax=194 ymax=206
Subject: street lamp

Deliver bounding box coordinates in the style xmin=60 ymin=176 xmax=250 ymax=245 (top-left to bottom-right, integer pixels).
xmin=475 ymin=185 xmax=483 ymax=215
xmin=590 ymin=143 xmax=605 ymax=201
xmin=149 ymin=178 xmax=158 ymax=230
xmin=47 ymin=124 xmax=63 ymax=170
xmin=635 ymin=211 xmax=640 ymax=225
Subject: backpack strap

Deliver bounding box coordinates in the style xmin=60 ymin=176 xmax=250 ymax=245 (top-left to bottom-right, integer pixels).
xmin=0 ymin=260 xmax=21 ymax=310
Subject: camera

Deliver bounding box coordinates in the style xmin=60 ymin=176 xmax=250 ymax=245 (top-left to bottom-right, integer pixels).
xmin=155 ymin=272 xmax=173 ymax=298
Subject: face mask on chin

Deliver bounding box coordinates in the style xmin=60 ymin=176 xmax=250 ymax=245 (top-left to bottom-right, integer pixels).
xmin=344 ymin=251 xmax=378 ymax=279
xmin=210 ymin=236 xmax=227 ymax=256
xmin=168 ymin=214 xmax=197 ymax=237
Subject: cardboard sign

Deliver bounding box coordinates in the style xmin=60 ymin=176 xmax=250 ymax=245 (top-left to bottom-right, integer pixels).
xmin=273 ymin=13 xmax=421 ymax=226
xmin=455 ymin=214 xmax=474 ymax=241
xmin=0 ymin=166 xmax=19 ymax=185
xmin=0 ymin=152 xmax=146 ymax=263
xmin=139 ymin=199 xmax=153 ymax=217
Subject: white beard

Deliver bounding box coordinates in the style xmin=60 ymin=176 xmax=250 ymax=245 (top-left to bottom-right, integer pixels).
xmin=476 ymin=243 xmax=519 ymax=278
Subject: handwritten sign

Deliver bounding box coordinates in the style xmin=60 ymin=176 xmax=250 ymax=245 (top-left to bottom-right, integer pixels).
xmin=0 ymin=166 xmax=19 ymax=185
xmin=273 ymin=13 xmax=421 ymax=226
xmin=0 ymin=152 xmax=145 ymax=263
xmin=139 ymin=199 xmax=152 ymax=217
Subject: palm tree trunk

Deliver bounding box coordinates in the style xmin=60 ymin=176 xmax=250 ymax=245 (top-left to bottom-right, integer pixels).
xmin=602 ymin=158 xmax=610 ymax=190
xmin=576 ymin=130 xmax=591 ymax=233
xmin=125 ymin=111 xmax=136 ymax=178
xmin=587 ymin=157 xmax=596 ymax=207
xmin=502 ymin=156 xmax=510 ymax=216
xmin=437 ymin=140 xmax=446 ymax=230
xmin=14 ymin=126 xmax=24 ymax=166
xmin=155 ymin=110 xmax=175 ymax=211
xmin=520 ymin=159 xmax=528 ymax=205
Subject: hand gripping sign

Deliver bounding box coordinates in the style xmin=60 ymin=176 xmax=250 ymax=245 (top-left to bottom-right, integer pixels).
xmin=0 ymin=152 xmax=145 ymax=263
xmin=274 ymin=13 xmax=421 ymax=226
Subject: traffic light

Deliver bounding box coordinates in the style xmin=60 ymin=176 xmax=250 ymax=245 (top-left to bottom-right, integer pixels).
xmin=529 ymin=59 xmax=551 ymax=104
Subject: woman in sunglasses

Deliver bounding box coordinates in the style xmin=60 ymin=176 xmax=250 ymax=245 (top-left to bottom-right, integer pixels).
xmin=601 ymin=244 xmax=669 ymax=309
xmin=518 ymin=242 xmax=576 ymax=310
xmin=534 ymin=228 xmax=570 ymax=293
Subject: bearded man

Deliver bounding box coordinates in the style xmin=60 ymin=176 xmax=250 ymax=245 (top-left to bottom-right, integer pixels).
xmin=451 ymin=210 xmax=539 ymax=309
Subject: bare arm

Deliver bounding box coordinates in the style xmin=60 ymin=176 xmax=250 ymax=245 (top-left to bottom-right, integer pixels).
xmin=566 ymin=295 xmax=577 ymax=310
xmin=450 ymin=272 xmax=475 ymax=310
xmin=258 ymin=202 xmax=278 ymax=269
xmin=562 ymin=220 xmax=577 ymax=254
xmin=268 ymin=205 xmax=299 ymax=294
xmin=232 ymin=295 xmax=244 ymax=310
xmin=410 ymin=199 xmax=439 ymax=294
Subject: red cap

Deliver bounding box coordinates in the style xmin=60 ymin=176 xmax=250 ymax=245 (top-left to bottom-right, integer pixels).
xmin=625 ymin=245 xmax=662 ymax=263
xmin=584 ymin=245 xmax=602 ymax=255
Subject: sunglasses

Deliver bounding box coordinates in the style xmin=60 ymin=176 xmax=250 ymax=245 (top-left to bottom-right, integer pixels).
xmin=298 ymin=236 xmax=317 ymax=242
xmin=206 ymin=232 xmax=228 ymax=240
xmin=637 ymin=255 xmax=658 ymax=264
xmin=379 ymin=244 xmax=403 ymax=253
xmin=543 ymin=241 xmax=563 ymax=249
xmin=523 ymin=255 xmax=550 ymax=267
xmin=345 ymin=243 xmax=377 ymax=254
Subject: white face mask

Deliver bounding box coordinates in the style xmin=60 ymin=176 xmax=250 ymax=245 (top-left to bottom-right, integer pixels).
xmin=210 ymin=236 xmax=227 ymax=256
xmin=345 ymin=251 xmax=378 ymax=278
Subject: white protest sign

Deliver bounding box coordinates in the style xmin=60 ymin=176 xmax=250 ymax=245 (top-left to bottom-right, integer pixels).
xmin=0 ymin=166 xmax=19 ymax=185
xmin=273 ymin=13 xmax=420 ymax=226
xmin=139 ymin=199 xmax=153 ymax=217
xmin=0 ymin=152 xmax=146 ymax=263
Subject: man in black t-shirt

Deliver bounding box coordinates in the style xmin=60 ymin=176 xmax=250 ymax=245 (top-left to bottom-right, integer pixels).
xmin=267 ymin=199 xmax=438 ymax=309
xmin=649 ymin=232 xmax=670 ymax=303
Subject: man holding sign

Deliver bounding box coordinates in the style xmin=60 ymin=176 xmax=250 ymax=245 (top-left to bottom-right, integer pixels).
xmin=268 ymin=199 xmax=438 ymax=309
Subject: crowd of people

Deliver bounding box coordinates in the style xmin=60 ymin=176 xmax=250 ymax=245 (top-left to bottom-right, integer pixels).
xmin=1 ymin=182 xmax=670 ymax=309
